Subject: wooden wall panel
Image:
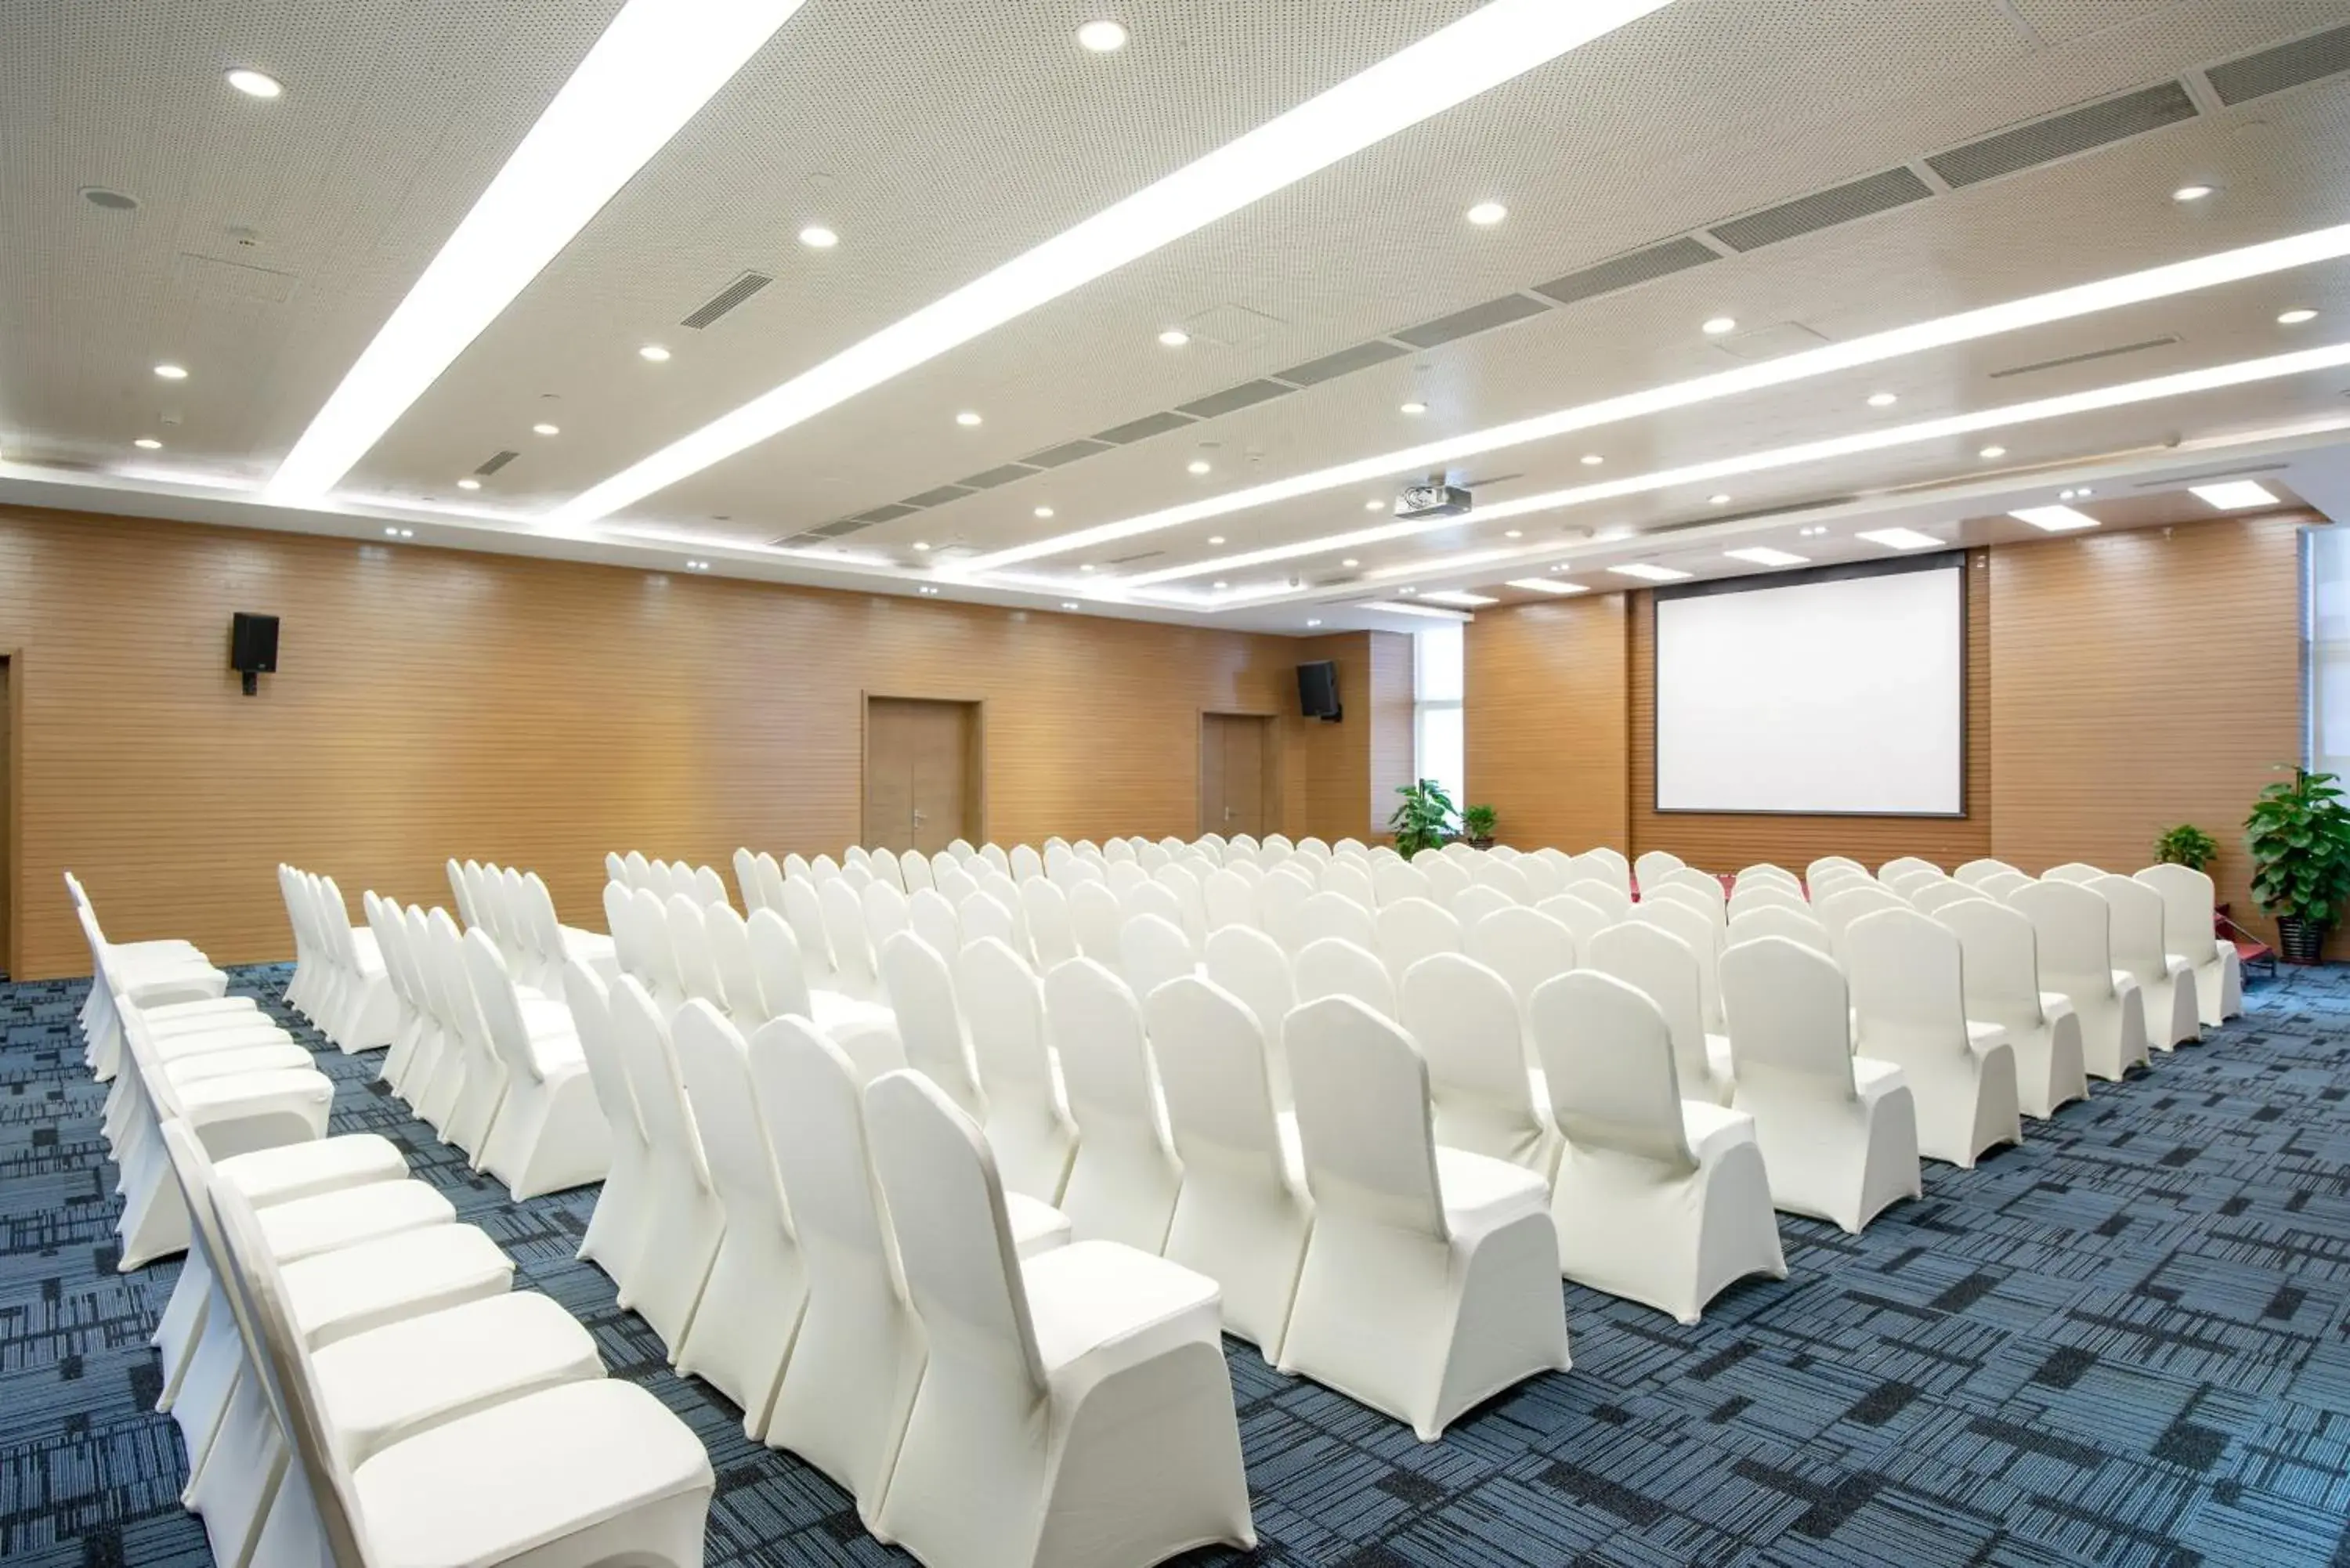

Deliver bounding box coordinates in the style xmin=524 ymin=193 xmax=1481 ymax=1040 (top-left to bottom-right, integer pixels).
xmin=0 ymin=504 xmax=1371 ymax=979
xmin=1989 ymin=517 xmax=2305 ymax=941
xmin=1465 ymin=593 xmax=1630 ymax=850
xmin=1366 ymin=630 xmax=1417 ymax=841
xmin=1627 ymin=553 xmax=1995 ymax=873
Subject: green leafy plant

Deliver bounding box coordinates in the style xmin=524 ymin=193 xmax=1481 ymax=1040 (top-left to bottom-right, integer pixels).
xmin=1461 ymin=804 xmax=1498 ymax=845
xmin=1388 ymin=779 xmax=1459 ymax=859
xmin=2153 ymin=822 xmax=2218 ymax=873
xmin=2245 ymin=768 xmax=2350 ymax=931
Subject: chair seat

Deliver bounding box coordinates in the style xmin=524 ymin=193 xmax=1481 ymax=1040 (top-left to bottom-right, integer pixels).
xmin=519 ymin=994 xmax=573 ymax=1035
xmin=142 ymin=997 xmax=266 ymax=1031
xmin=163 ymin=1042 xmax=317 ymax=1084
xmin=1021 ymin=1239 xmax=1223 ymax=1374
xmin=309 ymin=1292 xmax=604 ymax=1467
xmin=1434 ymin=1146 xmax=1549 ymax=1233
xmin=106 ymin=938 xmax=209 ymax=966
xmin=351 ymin=1380 xmax=712 ymax=1567
xmin=258 ymin=1180 xmax=456 ymax=1263
xmin=1677 ymin=1100 xmax=1759 ymax=1165
xmin=1704 ymin=1032 xmax=1736 ymax=1086
xmin=175 ymin=1068 xmax=334 ymax=1121
xmin=1005 ymin=1193 xmax=1073 ymax=1258
xmin=351 ymin=928 xmax=384 ymax=968
xmin=216 ymin=1135 xmax=408 ymax=1208
xmin=124 ymin=966 xmax=230 ymax=1004
xmin=560 ymin=928 xmax=617 ymax=963
xmin=811 ymin=989 xmax=894 ymax=1035
xmin=277 ymin=1224 xmax=515 ymax=1349
xmin=150 ymin=1022 xmax=295 ymax=1059
xmin=1852 ymin=1057 xmax=1908 ymax=1108
xmin=1964 ymin=1021 xmax=2012 ymax=1060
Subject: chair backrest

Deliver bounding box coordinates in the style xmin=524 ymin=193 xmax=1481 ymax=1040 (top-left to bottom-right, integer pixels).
xmin=666 ymin=891 xmax=726 ymax=1008
xmin=1467 ymin=857 xmax=1531 ymax=905
xmin=606 ymin=851 xmax=628 ymax=886
xmin=954 ymin=937 xmax=1054 ymax=1108
xmin=461 ymin=927 xmax=544 ymax=1084
xmin=1144 ymin=977 xmax=1286 ymax=1179
xmin=2007 ymin=878 xmax=2120 ymax=998
xmin=1632 ymin=894 xmax=1726 ymax=1028
xmin=2135 ymin=862 xmax=2221 ymax=964
xmin=733 ymin=848 xmax=763 ymax=912
xmin=907 ymin=887 xmax=962 ymax=959
xmin=1528 ymin=970 xmax=1696 ymax=1170
xmin=704 ymin=903 xmax=765 ymax=1023
xmin=810 ymin=853 xmax=843 ymax=882
xmin=1512 ymin=851 xmax=1564 ymax=901
xmin=1560 ymin=879 xmax=1632 ymax=922
xmin=1632 ymin=849 xmax=1685 ymax=891
xmin=1806 ymin=855 xmax=1867 ymax=883
xmin=1119 ymin=875 xmax=1184 ymax=930
xmin=1285 ymin=996 xmax=1447 ymax=1237
xmin=1816 ymin=884 xmax=1907 ymax=954
xmin=958 ymin=889 xmax=1020 ymax=955
xmin=1569 ymin=848 xmax=1632 ymax=897
xmin=862 ymin=879 xmax=912 ymax=952
xmin=1296 ymin=889 xmax=1378 ymax=952
xmin=1068 ymin=879 xmax=1125 ymax=963
xmin=1373 ymin=860 xmax=1434 ymax=909
xmin=1415 ymin=852 xmax=1471 ymax=906
xmin=1258 ymin=869 xmax=1316 ymax=952
xmin=1464 ymin=905 xmax=1577 ymax=1021
xmin=782 ymin=851 xmax=812 ymax=880
xmin=1935 ymin=895 xmax=2048 ymax=1029
xmin=1726 ymin=903 xmax=1834 ymax=957
xmin=1726 ymin=880 xmax=1809 ymax=920
xmin=1448 ymin=883 xmax=1514 ymax=929
xmin=1719 ymin=935 xmax=1854 ymax=1091
xmin=747 ymin=1013 xmax=898 ymax=1308
xmin=1979 ymin=869 xmax=2035 ymax=901
xmin=1399 ymin=952 xmax=1555 ymax=1171
xmin=1203 ymin=924 xmax=1295 ymax=1059
xmin=877 ymin=930 xmax=987 ymax=1120
xmin=1043 ymin=958 xmax=1166 ymax=1139
xmin=1120 ymin=911 xmax=1197 ymax=1001
xmin=863 ymin=1071 xmax=1045 ymax=1392
xmin=1844 ymin=906 xmax=1971 ymax=1060
xmin=606 ymin=973 xmax=712 ymax=1189
xmin=674 ymin=1000 xmax=787 ymax=1228
xmin=2088 ymin=873 xmax=2171 ymax=985
xmin=1534 ymin=892 xmax=1611 ymax=948
xmin=2043 ymin=862 xmax=2106 ymax=884
xmin=1321 ymin=858 xmax=1376 ymax=909
xmin=978 ymin=843 xmax=1013 ymax=876
xmin=821 ymin=877 xmax=877 ymax=990
xmin=1879 ymin=855 xmax=1942 ymax=881
xmin=1009 ymin=844 xmax=1043 ymax=882
xmin=1375 ymin=896 xmax=1463 ymax=978
xmin=1151 ymin=862 xmax=1209 ymax=945
xmin=693 ymin=863 xmax=731 ymax=909
xmin=1292 ymin=935 xmax=1397 ymax=1017
xmin=1953 ymin=857 xmax=2019 ymax=887
xmin=1734 ymin=863 xmax=1802 ymax=893
xmin=1655 ymin=865 xmax=1726 ymax=908
xmin=1202 ymin=867 xmax=1256 ymax=933
xmin=745 ymin=907 xmax=815 ymax=1023
xmin=948 ymin=837 xmax=978 ymax=862
xmin=898 ymin=847 xmax=935 ymax=894
xmin=629 ymin=886 xmax=687 ymax=997
xmin=1587 ymin=919 xmax=1714 ymax=1093
xmin=1018 ymin=877 xmax=1078 ymax=969
xmin=1649 ymin=880 xmax=1727 ymax=933
xmin=873 ymin=847 xmax=907 ymax=895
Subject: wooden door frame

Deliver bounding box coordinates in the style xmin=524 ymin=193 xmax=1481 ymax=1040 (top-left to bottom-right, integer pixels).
xmin=1198 ymin=708 xmax=1282 ymax=837
xmin=860 ymin=692 xmax=988 ymax=850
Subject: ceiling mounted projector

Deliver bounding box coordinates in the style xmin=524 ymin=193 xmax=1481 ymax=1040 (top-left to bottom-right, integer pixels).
xmin=1395 ymin=483 xmax=1472 ymax=518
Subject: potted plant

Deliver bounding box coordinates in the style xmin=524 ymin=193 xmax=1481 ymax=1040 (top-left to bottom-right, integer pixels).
xmin=2245 ymin=768 xmax=2350 ymax=963
xmin=1460 ymin=804 xmax=1498 ymax=850
xmin=1388 ymin=779 xmax=1458 ymax=859
xmin=2153 ymin=823 xmax=2218 ymax=874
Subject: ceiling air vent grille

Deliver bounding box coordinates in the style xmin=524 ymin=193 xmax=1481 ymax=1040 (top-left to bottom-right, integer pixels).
xmin=2207 ymin=22 xmax=2350 ymax=105
xmin=1707 ymin=167 xmax=1932 ymax=252
xmin=1926 ymin=81 xmax=2196 ymax=188
xmin=851 ymin=503 xmax=921 ymax=524
xmin=473 ymin=450 xmax=519 ymax=475
xmin=1272 ymin=338 xmax=1411 ymax=387
xmin=957 ymin=463 xmax=1041 ymax=490
xmin=1531 ymin=236 xmax=1718 ymax=307
xmin=1023 ymin=438 xmax=1116 ymax=468
xmin=681 ymin=270 xmax=774 ymax=329
xmin=903 ymin=483 xmax=975 ymax=508
xmin=1094 ymin=410 xmax=1199 ymax=443
xmin=1988 ymin=334 xmax=2177 ymax=378
xmin=1174 ymin=381 xmax=1295 ymax=421
xmin=1393 ymin=292 xmax=1550 ymax=349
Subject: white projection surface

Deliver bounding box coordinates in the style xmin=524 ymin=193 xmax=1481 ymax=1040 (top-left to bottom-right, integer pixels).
xmin=1654 ymin=564 xmax=1964 ymax=815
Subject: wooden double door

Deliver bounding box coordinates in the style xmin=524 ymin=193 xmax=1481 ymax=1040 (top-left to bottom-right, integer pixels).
xmin=1200 ymin=712 xmax=1276 ymax=837
xmin=863 ymin=697 xmax=981 ymax=855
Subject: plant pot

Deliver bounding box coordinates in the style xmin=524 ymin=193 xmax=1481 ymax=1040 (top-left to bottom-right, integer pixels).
xmin=2277 ymin=916 xmax=2329 ymax=965
xmin=1466 ymin=836 xmax=1495 ymax=851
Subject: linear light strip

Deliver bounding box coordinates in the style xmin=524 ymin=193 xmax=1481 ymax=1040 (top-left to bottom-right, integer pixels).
xmin=266 ymin=0 xmax=810 ymax=504
xmin=1126 ymin=341 xmax=2350 ymax=587
xmin=966 ymin=221 xmax=2350 ymax=573
xmin=548 ymin=0 xmax=1676 ymax=526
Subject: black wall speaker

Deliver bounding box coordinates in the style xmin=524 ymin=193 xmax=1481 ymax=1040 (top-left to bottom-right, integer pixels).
xmin=1297 ymin=659 xmax=1342 ymax=721
xmin=230 ymin=612 xmax=279 ymax=695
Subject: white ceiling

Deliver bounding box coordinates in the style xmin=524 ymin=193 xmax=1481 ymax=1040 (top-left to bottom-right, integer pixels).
xmin=3 ymin=0 xmax=2348 ymax=635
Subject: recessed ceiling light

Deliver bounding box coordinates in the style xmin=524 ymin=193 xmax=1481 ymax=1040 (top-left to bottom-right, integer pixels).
xmin=226 ymin=68 xmax=284 ymax=99
xmin=1034 ymin=506 xmax=1055 ymax=518
xmin=1504 ymin=529 xmax=1523 ymax=538
xmin=2279 ymin=308 xmax=2318 ymax=324
xmin=1724 ymin=546 xmax=1808 ymax=566
xmin=918 ymin=585 xmax=938 ymax=595
xmin=1799 ymin=525 xmax=1827 ymax=537
xmin=912 ymin=540 xmax=931 ymax=551
xmin=2075 ymin=486 xmax=2092 ymax=497
xmin=1306 ymin=618 xmax=1323 ymax=627
xmin=1212 ymin=580 xmax=1228 ymax=589
xmin=1857 ymin=527 xmax=1941 ymax=551
xmin=798 ymin=225 xmax=839 ymax=249
xmin=1580 ymin=453 xmax=1602 ymax=466
xmin=533 ymin=422 xmax=560 ymax=435
xmin=1076 ymin=18 xmax=1130 ymax=51
xmin=153 ymin=363 xmax=187 ymax=380
xmin=1507 ymin=577 xmax=1586 ymax=594
xmin=1188 ymin=459 xmax=1212 ymax=475
xmin=1341 ymin=558 xmax=1360 ymax=567
xmin=384 ymin=526 xmax=401 ymax=537
xmin=1701 ymin=316 xmax=1737 ymax=335
xmin=638 ymin=344 xmax=671 ymax=361
xmin=2189 ymin=479 xmax=2280 ymax=510
xmin=1061 ymin=601 xmax=1079 ymax=610
xmin=2010 ymin=505 xmax=2098 ymax=533
xmin=1466 ymin=201 xmax=1508 ymax=226
xmin=1365 ymin=498 xmax=1386 ymax=511
xmin=264 ymin=0 xmax=810 ymax=505
xmin=133 ymin=437 xmax=161 ymax=450
xmin=1397 ymin=587 xmax=1418 ymax=595
xmin=1421 ymin=590 xmax=1498 ymax=607
xmin=1978 ymin=444 xmax=2005 ymax=458
xmin=1867 ymin=391 xmax=1897 ymax=407
xmin=2173 ymin=184 xmax=2214 ymax=202
xmin=956 ymin=410 xmax=983 ymax=427
xmin=1400 ymin=401 xmax=1427 ymax=415
xmin=1207 ymin=534 xmax=1226 ymax=544
xmin=457 ymin=477 xmax=482 ymax=490
xmin=1708 ymin=493 xmax=1730 ymax=505
xmin=1079 ymin=563 xmax=1097 ymax=572
xmin=1610 ymin=562 xmax=1691 ymax=582
xmin=1158 ymin=327 xmax=1189 ymax=347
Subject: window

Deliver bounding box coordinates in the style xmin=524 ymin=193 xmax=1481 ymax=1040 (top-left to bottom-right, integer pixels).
xmin=2309 ymin=526 xmax=2350 ymax=780
xmin=1414 ymin=624 xmax=1466 ymax=808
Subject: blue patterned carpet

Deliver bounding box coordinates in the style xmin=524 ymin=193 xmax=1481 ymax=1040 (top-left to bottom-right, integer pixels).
xmin=6 ymin=963 xmax=2350 ymax=1566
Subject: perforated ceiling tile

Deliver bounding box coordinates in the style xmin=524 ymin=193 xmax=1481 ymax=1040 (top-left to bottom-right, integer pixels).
xmin=1708 ymin=166 xmax=1933 ymax=252
xmin=1391 ymin=292 xmax=1552 ymax=350
xmin=2207 ymin=21 xmax=2350 ymax=106
xmin=1531 ymin=236 xmax=1719 ymax=306
xmin=1173 ymin=381 xmax=1296 ymax=420
xmin=1093 ymin=410 xmax=1198 ymax=445
xmin=1925 ymin=81 xmax=2197 ymax=187
xmin=1273 ymin=338 xmax=1412 ymax=387
xmin=680 ymin=270 xmax=773 ymax=329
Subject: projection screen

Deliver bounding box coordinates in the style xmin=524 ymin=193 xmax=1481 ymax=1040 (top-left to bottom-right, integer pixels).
xmin=1653 ymin=558 xmax=1965 ymax=815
